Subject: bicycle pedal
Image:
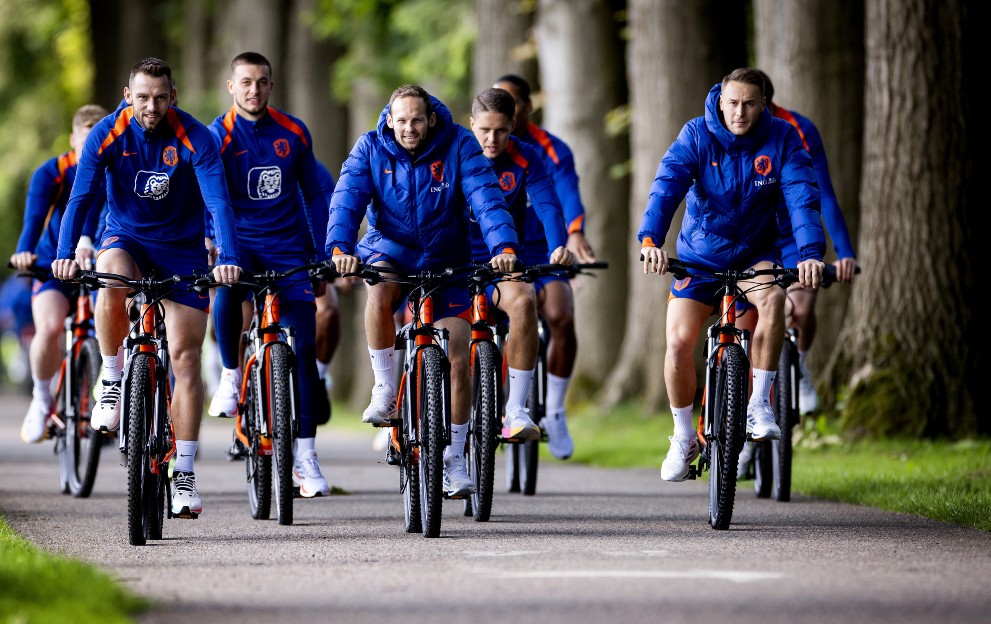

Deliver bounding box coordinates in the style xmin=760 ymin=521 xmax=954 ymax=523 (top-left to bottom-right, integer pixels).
xmin=686 ymin=465 xmax=699 ymax=480
xmin=384 ymin=445 xmax=400 ymax=466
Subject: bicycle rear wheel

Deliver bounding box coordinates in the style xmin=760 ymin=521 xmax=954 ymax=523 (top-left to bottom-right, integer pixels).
xmin=267 ymin=343 xmax=295 ymax=526
xmin=244 ymin=346 xmax=272 ymax=520
xmin=708 ymin=344 xmax=748 ymax=530
xmin=65 ymin=337 xmax=103 ymax=498
xmin=772 ymin=341 xmax=798 ymax=502
xmin=467 ymin=340 xmax=500 ymax=521
xmin=418 ymin=347 xmax=445 ymax=537
xmin=518 ymin=347 xmax=543 ymax=496
xmin=126 ymin=353 xmax=154 ymax=546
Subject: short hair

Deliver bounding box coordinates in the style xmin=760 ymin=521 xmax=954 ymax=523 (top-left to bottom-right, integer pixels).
xmin=493 ymin=74 xmax=531 ymax=102
xmin=388 ymin=84 xmax=432 ymax=115
xmin=722 ymin=67 xmax=766 ymax=99
xmin=129 ymin=57 xmax=174 ymax=89
xmin=231 ymin=51 xmax=272 ymax=76
xmin=756 ymin=70 xmax=775 ymax=103
xmin=72 ymin=104 xmax=108 ymax=129
xmin=471 ymin=88 xmax=515 ymax=119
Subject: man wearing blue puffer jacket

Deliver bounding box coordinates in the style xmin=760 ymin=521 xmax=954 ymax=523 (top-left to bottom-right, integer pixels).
xmin=638 ymin=68 xmax=826 ymax=483
xmin=326 ymin=84 xmax=519 ymax=496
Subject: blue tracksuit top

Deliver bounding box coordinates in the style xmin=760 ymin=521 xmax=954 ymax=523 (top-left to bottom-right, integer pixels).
xmin=469 ymin=137 xmax=566 ymax=263
xmin=16 ymin=151 xmax=103 ymax=266
xmin=57 ymin=104 xmax=240 ymax=266
xmin=770 ymin=104 xmax=856 ymax=266
xmin=638 ymin=82 xmax=825 ymax=270
xmin=515 ymin=122 xmax=586 ymax=262
xmin=325 ymin=95 xmax=518 ymax=272
xmin=208 ymin=105 xmax=330 ymax=260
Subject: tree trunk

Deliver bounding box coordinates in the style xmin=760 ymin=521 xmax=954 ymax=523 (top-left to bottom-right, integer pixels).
xmin=90 ymin=0 xmax=170 ymax=111
xmin=834 ymin=0 xmax=976 ymax=437
xmin=601 ymin=0 xmax=739 ymax=411
xmin=754 ymin=0 xmax=865 ymax=385
xmin=533 ymin=0 xmax=628 ymax=398
xmin=472 ymin=0 xmax=536 ymax=96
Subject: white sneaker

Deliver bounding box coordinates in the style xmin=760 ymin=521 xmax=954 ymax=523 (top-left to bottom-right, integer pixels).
xmin=747 ymin=403 xmax=781 ymax=441
xmin=503 ymin=405 xmax=540 ymax=441
xmin=442 ymin=453 xmax=475 ymax=496
xmin=293 ymin=450 xmax=331 ymax=497
xmin=799 ymin=374 xmax=819 ymax=414
xmin=20 ymin=396 xmax=51 ymax=443
xmin=661 ymin=434 xmax=701 ymax=481
xmin=362 ymin=383 xmax=397 ymax=425
xmin=737 ymin=440 xmax=756 ymax=480
xmin=170 ymin=471 xmax=203 ymax=517
xmin=91 ymin=380 xmax=121 ymax=431
xmin=372 ymin=427 xmax=391 ymax=452
xmin=208 ymin=369 xmax=241 ymax=418
xmin=543 ymin=409 xmax=574 ymax=459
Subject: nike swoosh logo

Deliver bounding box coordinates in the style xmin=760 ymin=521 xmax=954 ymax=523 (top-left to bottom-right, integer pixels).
xmin=179 ymin=454 xmax=192 ymax=457
xmin=122 ymin=151 xmax=137 ymax=157
xmin=384 ymin=169 xmax=392 ymax=174
xmin=235 ymin=150 xmax=248 ymax=156
xmin=448 ymin=303 xmax=461 ymax=308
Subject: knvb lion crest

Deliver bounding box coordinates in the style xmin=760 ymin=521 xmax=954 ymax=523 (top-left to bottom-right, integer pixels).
xmin=499 ymin=171 xmax=516 ymax=191
xmin=430 ymin=161 xmax=444 ymax=183
xmin=754 ymin=154 xmax=772 ymax=176
xmin=162 ymin=146 xmax=178 ymax=167
xmin=274 ymin=138 xmax=290 ymax=158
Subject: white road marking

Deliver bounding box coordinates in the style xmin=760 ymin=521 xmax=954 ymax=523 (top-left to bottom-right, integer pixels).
xmin=489 ymin=570 xmax=783 ymax=583
xmin=463 ymin=550 xmax=549 ymax=557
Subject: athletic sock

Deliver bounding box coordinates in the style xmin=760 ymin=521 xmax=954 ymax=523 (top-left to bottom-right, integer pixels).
xmin=671 ymin=404 xmax=695 ymax=437
xmin=750 ymin=368 xmax=776 ymax=409
xmin=546 ymin=373 xmax=570 ymax=415
xmin=505 ymin=367 xmax=534 ymax=412
xmin=31 ymin=374 xmax=53 ymax=404
xmin=446 ymin=422 xmax=468 ymax=460
xmin=174 ymin=440 xmax=198 ymax=473
xmin=368 ymin=347 xmax=395 ymax=388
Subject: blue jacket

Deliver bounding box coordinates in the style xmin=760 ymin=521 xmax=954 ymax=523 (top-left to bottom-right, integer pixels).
xmin=638 ymin=82 xmax=825 ymax=270
xmin=325 ymin=96 xmax=518 ymax=272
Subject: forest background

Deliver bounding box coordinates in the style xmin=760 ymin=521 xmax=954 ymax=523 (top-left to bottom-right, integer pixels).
xmin=0 ymin=0 xmax=983 ymax=439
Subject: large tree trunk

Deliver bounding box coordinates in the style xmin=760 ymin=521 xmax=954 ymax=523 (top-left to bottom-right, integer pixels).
xmin=90 ymin=0 xmax=170 ymax=110
xmin=472 ymin=0 xmax=536 ymax=96
xmin=601 ymin=0 xmax=742 ymax=411
xmin=754 ymin=0 xmax=865 ymax=385
xmin=834 ymin=0 xmax=977 ymax=437
xmin=533 ymin=0 xmax=628 ymax=398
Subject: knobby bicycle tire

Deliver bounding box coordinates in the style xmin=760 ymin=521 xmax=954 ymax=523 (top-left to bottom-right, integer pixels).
xmin=399 ymin=370 xmax=422 ymax=534
xmin=419 ymin=347 xmax=445 ymax=538
xmin=468 ymin=340 xmax=500 ymax=522
xmin=148 ymin=372 xmax=169 ymax=541
xmin=267 ymin=343 xmax=295 ymax=526
xmin=244 ymin=345 xmax=272 ymax=520
xmin=518 ymin=329 xmax=546 ymax=496
xmin=709 ymin=344 xmax=748 ymax=530
xmin=65 ymin=337 xmax=103 ymax=498
xmin=773 ymin=341 xmax=797 ymax=502
xmin=126 ymin=353 xmax=154 ymax=546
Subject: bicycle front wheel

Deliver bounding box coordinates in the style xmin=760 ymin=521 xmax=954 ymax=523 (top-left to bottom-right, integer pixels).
xmin=468 ymin=340 xmax=500 ymax=522
xmin=772 ymin=341 xmax=798 ymax=502
xmin=126 ymin=353 xmax=154 ymax=546
xmin=243 ymin=345 xmax=272 ymax=520
xmin=708 ymin=343 xmax=748 ymax=530
xmin=65 ymin=337 xmax=103 ymax=498
xmin=266 ymin=343 xmax=295 ymax=526
xmin=418 ymin=347 xmax=445 ymax=538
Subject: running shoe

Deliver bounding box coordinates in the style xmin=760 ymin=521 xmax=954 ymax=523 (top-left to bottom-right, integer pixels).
xmin=799 ymin=374 xmax=819 ymax=415
xmin=660 ymin=434 xmax=701 ymax=482
xmin=293 ymin=449 xmax=331 ymax=497
xmin=91 ymin=380 xmax=121 ymax=431
xmin=503 ymin=405 xmax=540 ymax=441
xmin=170 ymin=471 xmax=202 ymax=518
xmin=442 ymin=453 xmax=475 ymax=497
xmin=362 ymin=382 xmax=397 ymax=425
xmin=747 ymin=403 xmax=782 ymax=441
xmin=543 ymin=409 xmax=574 ymax=459
xmin=208 ymin=368 xmax=240 ymax=418
xmin=20 ymin=396 xmax=51 ymax=443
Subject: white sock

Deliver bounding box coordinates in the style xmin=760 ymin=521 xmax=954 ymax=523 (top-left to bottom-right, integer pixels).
xmin=446 ymin=422 xmax=468 ymax=460
xmin=174 ymin=440 xmax=197 ymax=473
xmin=296 ymin=436 xmax=316 ymax=457
xmin=315 ymin=359 xmax=328 ymax=379
xmin=32 ymin=374 xmax=53 ymax=404
xmin=750 ymin=368 xmax=776 ymax=409
xmin=672 ymin=405 xmax=694 ymax=437
xmin=368 ymin=346 xmax=394 ymax=388
xmin=798 ymin=349 xmax=812 ymax=377
xmin=546 ymin=373 xmax=570 ymax=415
xmin=505 ymin=367 xmax=534 ymax=412
xmin=102 ymin=355 xmax=122 ymax=383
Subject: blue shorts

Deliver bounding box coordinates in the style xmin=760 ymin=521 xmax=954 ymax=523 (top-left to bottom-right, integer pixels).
xmin=368 ymin=252 xmax=470 ymax=320
xmin=98 ymin=231 xmax=211 ymax=311
xmin=238 ymin=246 xmax=315 ymax=303
xmin=520 ymin=248 xmax=568 ymax=296
xmin=667 ymin=251 xmax=782 ymax=310
xmin=32 ymin=277 xmax=75 ymax=300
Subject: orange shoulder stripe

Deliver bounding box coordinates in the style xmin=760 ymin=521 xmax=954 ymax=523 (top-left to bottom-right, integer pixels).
xmin=97 ymin=108 xmax=133 ymax=156
xmin=527 ymin=122 xmax=559 ymax=165
xmin=220 ymin=107 xmax=238 ymax=154
xmin=770 ymin=104 xmax=810 ymax=152
xmin=506 ymin=139 xmax=529 ymax=169
xmin=267 ymin=107 xmax=309 ymax=147
xmin=166 ymin=108 xmax=196 ymax=153
xmin=55 ymin=151 xmax=76 ymax=185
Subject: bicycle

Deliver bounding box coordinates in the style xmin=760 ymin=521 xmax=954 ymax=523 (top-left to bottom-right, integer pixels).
xmin=665 ymin=258 xmax=799 ymax=530
xmin=71 ymin=269 xmax=212 ymax=545
xmin=229 ymin=261 xmax=328 ymax=526
xmin=751 ymin=264 xmax=859 ymax=502
xmin=12 ymin=263 xmax=105 ymax=498
xmin=503 ymin=261 xmax=609 ymax=496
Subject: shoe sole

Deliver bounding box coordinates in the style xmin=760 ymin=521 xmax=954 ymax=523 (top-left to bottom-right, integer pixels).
xmin=209 ymin=410 xmax=236 ymax=418
xmin=171 ymin=506 xmax=201 ymax=519
xmin=362 ymin=413 xmax=397 ymax=425
xmin=444 ymin=486 xmax=474 ymax=498
xmin=502 ymin=425 xmax=541 ymax=441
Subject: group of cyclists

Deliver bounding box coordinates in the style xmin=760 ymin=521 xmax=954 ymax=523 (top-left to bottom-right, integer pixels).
xmin=10 ymin=55 xmax=856 ymax=526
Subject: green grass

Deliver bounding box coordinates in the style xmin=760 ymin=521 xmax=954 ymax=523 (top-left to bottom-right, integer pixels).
xmin=0 ymin=516 xmax=147 ymax=623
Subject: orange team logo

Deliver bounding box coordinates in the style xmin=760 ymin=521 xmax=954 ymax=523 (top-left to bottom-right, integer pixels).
xmin=162 ymin=146 xmax=178 ymax=167
xmin=754 ymin=154 xmax=772 ymax=176
xmin=274 ymin=138 xmax=290 ymax=158
xmin=673 ymin=277 xmax=691 ymax=291
xmin=430 ymin=161 xmax=444 ymax=183
xmin=102 ymin=236 xmax=119 ymax=247
xmin=499 ymin=171 xmax=516 ymax=191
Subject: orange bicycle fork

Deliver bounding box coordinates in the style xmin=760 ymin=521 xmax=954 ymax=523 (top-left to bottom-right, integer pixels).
xmin=234 ymin=292 xmax=283 ymax=454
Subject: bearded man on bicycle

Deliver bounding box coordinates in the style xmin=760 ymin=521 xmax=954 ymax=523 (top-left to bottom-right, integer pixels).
xmin=638 ymin=68 xmax=825 ymax=482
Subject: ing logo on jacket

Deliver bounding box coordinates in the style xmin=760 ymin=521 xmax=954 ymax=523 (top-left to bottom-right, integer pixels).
xmin=135 ymin=171 xmax=170 ymax=200
xmin=249 ymin=166 xmax=282 ymax=200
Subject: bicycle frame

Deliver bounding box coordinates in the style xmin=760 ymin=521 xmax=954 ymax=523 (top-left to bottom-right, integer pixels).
xmin=51 ymin=283 xmax=97 ymax=434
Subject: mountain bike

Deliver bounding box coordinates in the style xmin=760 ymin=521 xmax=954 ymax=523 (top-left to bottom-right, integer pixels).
xmin=230 ymin=261 xmax=327 ymax=526
xmin=12 ymin=264 xmax=105 ymax=498
xmin=504 ymin=262 xmax=609 ymax=496
xmin=752 ymin=264 xmax=859 ymax=502
xmin=72 ymin=270 xmax=212 ymax=545
xmin=666 ymin=258 xmax=799 ymax=530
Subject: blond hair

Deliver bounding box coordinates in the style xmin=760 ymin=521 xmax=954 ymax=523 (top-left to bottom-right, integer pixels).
xmin=72 ymin=104 xmax=108 ymax=130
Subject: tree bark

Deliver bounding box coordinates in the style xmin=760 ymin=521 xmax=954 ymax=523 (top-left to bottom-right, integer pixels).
xmin=533 ymin=0 xmax=628 ymax=398
xmin=90 ymin=0 xmax=170 ymax=111
xmin=472 ymin=0 xmax=536 ymax=96
xmin=834 ymin=0 xmax=976 ymax=436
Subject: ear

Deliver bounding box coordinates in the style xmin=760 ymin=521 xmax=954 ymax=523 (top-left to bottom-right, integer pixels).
xmin=124 ymin=87 xmax=132 ymax=105
xmin=226 ymin=80 xmax=235 ymax=95
xmin=386 ymin=113 xmax=394 ymax=129
xmin=428 ymin=112 xmax=437 ymax=128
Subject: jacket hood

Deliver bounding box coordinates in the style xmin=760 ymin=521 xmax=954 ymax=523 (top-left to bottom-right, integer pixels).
xmin=704 ymin=82 xmax=771 ymax=152
xmin=375 ymin=94 xmax=453 ymax=160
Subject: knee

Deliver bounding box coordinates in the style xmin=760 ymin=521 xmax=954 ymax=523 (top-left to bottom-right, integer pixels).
xmin=542 ymin=303 xmax=574 ymax=336
xmin=169 ymin=347 xmax=202 ymax=379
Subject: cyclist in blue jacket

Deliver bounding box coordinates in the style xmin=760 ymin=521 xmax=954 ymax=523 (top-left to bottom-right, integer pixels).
xmin=468 ymin=87 xmax=574 ymax=443
xmin=326 ymin=84 xmax=519 ymax=497
xmin=52 ymin=57 xmax=242 ymax=518
xmin=10 ymin=104 xmax=107 ymax=443
xmin=638 ymin=68 xmax=825 ymax=482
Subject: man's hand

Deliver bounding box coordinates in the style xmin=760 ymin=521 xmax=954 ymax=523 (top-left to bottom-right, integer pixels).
xmin=834 ymin=257 xmax=857 ymax=283
xmin=641 ymin=246 xmax=668 ymax=275
xmin=797 ymin=258 xmax=825 ymax=289
xmin=204 ymin=237 xmax=219 ymax=266
xmin=212 ymin=263 xmax=241 ymax=285
xmin=490 ymin=252 xmax=518 ymax=273
xmin=567 ymin=231 xmax=596 ymax=263
xmin=332 ymin=253 xmax=360 ymax=275
xmin=76 ymin=236 xmax=95 ymax=270
xmin=9 ymin=252 xmax=37 ymax=271
xmin=51 ymin=258 xmax=80 ymax=280
xmin=548 ymin=246 xmax=575 ymax=266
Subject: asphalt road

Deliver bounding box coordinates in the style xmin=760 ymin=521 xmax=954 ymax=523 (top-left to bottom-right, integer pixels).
xmin=0 ymin=391 xmax=988 ymax=624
